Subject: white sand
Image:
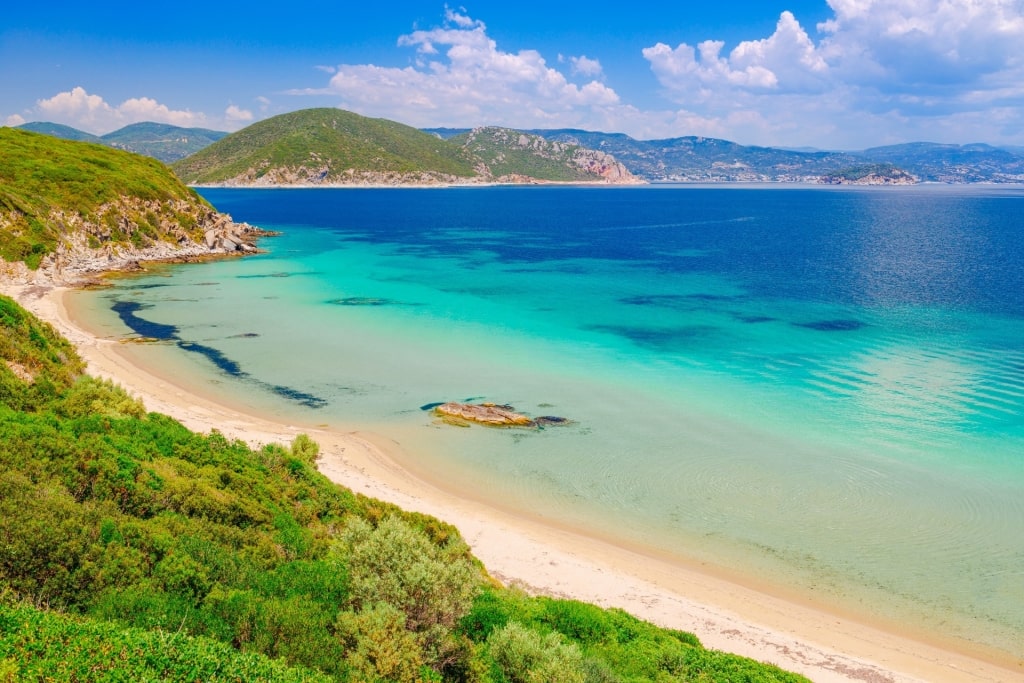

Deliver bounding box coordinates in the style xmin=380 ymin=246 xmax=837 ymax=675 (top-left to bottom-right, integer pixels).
xmin=3 ymin=278 xmax=1020 ymax=683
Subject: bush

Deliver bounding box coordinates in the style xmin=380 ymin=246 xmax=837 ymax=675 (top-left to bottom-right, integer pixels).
xmin=343 ymin=515 xmax=482 ymax=675
xmin=487 ymin=621 xmax=586 ymax=683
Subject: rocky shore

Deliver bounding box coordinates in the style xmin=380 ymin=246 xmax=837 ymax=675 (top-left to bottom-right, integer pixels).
xmin=0 ymin=196 xmax=271 ymax=287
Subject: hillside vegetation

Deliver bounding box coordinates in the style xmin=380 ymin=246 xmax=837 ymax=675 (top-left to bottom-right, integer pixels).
xmin=0 ymin=293 xmax=807 ymax=682
xmin=172 ymin=108 xmax=478 ymax=185
xmin=0 ymin=128 xmax=245 ymax=272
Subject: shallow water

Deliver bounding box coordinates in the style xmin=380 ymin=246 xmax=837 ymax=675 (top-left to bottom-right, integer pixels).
xmin=74 ymin=185 xmax=1024 ymax=657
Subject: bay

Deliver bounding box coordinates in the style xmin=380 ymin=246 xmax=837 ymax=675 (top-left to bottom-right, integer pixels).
xmin=73 ymin=185 xmax=1024 ymax=658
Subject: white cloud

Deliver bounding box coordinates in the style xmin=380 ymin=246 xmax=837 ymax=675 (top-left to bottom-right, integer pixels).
xmin=641 ymin=1 xmax=1024 ymax=147
xmin=819 ymin=0 xmax=1024 ymax=90
xmin=225 ymin=104 xmax=254 ymax=122
xmin=4 ymin=114 xmax=26 ymax=127
xmin=295 ymin=11 xmax=623 ymax=131
xmin=643 ymin=12 xmax=828 ymax=97
xmin=23 ymin=87 xmax=264 ymax=133
xmin=34 ymin=87 xmax=207 ymax=133
xmin=569 ymin=55 xmax=604 ymax=78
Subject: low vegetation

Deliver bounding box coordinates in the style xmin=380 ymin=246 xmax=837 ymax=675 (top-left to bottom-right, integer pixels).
xmin=0 ymin=292 xmax=808 ymax=681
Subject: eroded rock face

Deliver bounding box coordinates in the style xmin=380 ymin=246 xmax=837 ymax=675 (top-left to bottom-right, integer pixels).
xmin=432 ymin=402 xmax=571 ymax=428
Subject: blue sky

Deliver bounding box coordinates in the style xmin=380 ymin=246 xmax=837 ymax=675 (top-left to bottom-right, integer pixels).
xmin=3 ymin=1 xmax=1023 ymax=149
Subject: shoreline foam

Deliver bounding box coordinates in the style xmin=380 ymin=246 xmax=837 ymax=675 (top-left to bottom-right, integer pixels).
xmin=2 ymin=277 xmax=1021 ymax=683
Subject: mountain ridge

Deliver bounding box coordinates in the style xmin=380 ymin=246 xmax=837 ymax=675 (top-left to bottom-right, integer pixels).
xmin=16 ymin=114 xmax=1024 ymax=183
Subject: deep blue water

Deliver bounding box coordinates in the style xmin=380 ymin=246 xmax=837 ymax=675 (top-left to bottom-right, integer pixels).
xmin=80 ymin=185 xmax=1024 ymax=656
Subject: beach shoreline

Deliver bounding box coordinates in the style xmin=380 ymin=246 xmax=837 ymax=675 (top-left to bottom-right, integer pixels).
xmin=3 ymin=278 xmax=1021 ymax=683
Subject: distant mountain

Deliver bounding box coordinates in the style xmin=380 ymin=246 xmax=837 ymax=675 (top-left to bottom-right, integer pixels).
xmin=529 ymin=129 xmax=862 ymax=182
xmin=173 ymin=109 xmax=638 ymax=186
xmin=525 ymin=130 xmax=1024 ymax=183
xmin=101 ymin=122 xmax=228 ymax=163
xmin=16 ymin=121 xmax=228 ymax=163
xmin=854 ymin=142 xmax=1024 ymax=182
xmin=16 ymin=122 xmax=102 ymax=144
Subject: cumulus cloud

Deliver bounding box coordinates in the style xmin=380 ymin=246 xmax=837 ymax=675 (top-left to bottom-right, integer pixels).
xmin=643 ymin=12 xmax=828 ymax=97
xmin=34 ymin=87 xmax=206 ymax=133
xmin=641 ymin=0 xmax=1024 ymax=147
xmin=295 ymin=9 xmax=622 ymax=131
xmin=4 ymin=114 xmax=26 ymax=127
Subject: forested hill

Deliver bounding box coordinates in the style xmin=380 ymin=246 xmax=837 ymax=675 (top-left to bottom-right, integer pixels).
xmin=0 ymin=293 xmax=807 ymax=681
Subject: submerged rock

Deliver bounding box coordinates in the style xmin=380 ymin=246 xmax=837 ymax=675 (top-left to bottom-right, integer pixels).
xmin=432 ymin=402 xmax=571 ymax=428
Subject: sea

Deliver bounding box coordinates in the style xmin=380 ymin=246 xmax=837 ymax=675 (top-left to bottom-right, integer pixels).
xmin=71 ymin=185 xmax=1024 ymax=659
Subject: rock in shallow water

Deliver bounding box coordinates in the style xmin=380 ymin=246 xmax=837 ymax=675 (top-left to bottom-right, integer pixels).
xmin=432 ymin=402 xmax=571 ymax=428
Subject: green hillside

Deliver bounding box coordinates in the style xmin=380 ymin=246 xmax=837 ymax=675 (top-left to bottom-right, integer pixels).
xmin=0 ymin=128 xmax=216 ymax=268
xmin=0 ymin=293 xmax=807 ymax=682
xmin=172 ymin=108 xmax=477 ymax=184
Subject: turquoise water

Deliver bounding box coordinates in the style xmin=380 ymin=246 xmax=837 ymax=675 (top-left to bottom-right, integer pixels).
xmin=75 ymin=186 xmax=1024 ymax=656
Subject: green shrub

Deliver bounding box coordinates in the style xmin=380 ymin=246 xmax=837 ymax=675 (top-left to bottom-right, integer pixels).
xmin=487 ymin=621 xmax=586 ymax=683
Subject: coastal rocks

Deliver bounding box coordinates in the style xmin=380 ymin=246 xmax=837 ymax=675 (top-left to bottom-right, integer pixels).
xmin=1 ymin=196 xmax=276 ymax=287
xmin=432 ymin=402 xmax=571 ymax=429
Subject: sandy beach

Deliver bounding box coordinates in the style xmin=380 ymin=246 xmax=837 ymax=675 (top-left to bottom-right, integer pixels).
xmin=3 ymin=278 xmax=1021 ymax=683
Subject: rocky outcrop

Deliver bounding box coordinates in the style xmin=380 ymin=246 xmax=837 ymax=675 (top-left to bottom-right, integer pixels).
xmin=433 ymin=402 xmax=571 ymax=428
xmin=0 ymin=196 xmax=271 ymax=286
